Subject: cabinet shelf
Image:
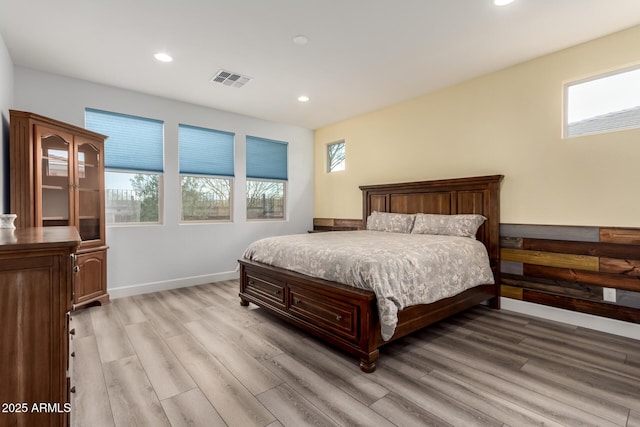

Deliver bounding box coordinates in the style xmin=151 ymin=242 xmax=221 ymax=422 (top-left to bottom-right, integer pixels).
xmin=42 ymin=184 xmax=67 ymax=190
xmin=43 ymin=156 xmax=95 ymax=168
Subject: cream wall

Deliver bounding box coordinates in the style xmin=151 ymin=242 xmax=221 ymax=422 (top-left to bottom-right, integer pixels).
xmin=314 ymin=25 xmax=640 ymax=228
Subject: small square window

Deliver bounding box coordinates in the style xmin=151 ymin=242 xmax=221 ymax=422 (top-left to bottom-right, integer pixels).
xmin=327 ymin=141 xmax=345 ymax=172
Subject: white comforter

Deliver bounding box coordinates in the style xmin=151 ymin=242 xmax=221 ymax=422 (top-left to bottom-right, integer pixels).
xmin=242 ymin=230 xmax=494 ymax=340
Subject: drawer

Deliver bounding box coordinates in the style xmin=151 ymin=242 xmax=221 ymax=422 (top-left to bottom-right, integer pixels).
xmin=245 ymin=274 xmax=286 ymax=308
xmin=288 ymin=285 xmax=358 ymax=342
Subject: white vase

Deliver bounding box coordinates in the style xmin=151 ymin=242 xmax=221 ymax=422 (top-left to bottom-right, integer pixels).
xmin=0 ymin=214 xmax=17 ymax=229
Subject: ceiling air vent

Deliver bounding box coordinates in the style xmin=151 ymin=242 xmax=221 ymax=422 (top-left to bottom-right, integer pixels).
xmin=211 ymin=70 xmax=252 ymax=88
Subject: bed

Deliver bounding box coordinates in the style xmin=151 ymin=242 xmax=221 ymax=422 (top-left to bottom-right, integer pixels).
xmin=238 ymin=174 xmax=503 ymax=372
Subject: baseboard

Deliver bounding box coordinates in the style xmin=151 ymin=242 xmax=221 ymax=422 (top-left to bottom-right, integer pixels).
xmin=501 ymin=297 xmax=640 ymax=341
xmin=108 ymin=270 xmax=240 ymax=299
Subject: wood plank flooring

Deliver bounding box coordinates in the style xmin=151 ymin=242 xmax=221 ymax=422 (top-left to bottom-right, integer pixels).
xmin=71 ymin=280 xmax=640 ymax=427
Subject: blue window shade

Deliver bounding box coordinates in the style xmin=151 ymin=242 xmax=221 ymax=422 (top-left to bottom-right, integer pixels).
xmin=85 ymin=108 xmax=164 ymax=172
xmin=179 ymin=124 xmax=235 ymax=177
xmin=246 ymin=136 xmax=288 ymax=180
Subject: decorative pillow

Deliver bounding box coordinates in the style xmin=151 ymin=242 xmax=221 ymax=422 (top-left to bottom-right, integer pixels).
xmin=411 ymin=214 xmax=486 ymax=238
xmin=366 ymin=211 xmax=416 ymax=233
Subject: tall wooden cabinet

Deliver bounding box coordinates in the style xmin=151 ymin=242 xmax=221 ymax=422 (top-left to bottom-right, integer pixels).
xmin=0 ymin=226 xmax=80 ymax=427
xmin=9 ymin=110 xmax=109 ymax=308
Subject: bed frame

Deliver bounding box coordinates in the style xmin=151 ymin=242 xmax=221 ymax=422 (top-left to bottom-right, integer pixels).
xmin=239 ymin=174 xmax=503 ymax=372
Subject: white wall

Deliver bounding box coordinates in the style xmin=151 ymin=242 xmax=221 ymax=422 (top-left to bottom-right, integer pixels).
xmin=14 ymin=67 xmax=314 ymax=296
xmin=0 ymin=33 xmax=14 ymax=213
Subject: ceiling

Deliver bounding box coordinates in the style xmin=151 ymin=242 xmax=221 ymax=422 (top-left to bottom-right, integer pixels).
xmin=1 ymin=1 xmax=640 ymax=130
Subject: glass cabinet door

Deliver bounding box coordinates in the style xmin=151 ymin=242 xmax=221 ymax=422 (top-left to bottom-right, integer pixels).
xmin=39 ymin=128 xmax=73 ymax=227
xmin=76 ymin=140 xmax=102 ymax=242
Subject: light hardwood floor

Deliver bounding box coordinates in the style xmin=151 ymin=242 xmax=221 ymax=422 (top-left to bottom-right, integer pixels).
xmin=70 ymin=280 xmax=640 ymax=427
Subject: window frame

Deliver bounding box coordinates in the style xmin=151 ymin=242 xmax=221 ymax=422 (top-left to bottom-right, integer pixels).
xmin=178 ymin=123 xmax=235 ymax=223
xmin=563 ymin=64 xmax=640 ymax=138
xmin=246 ymin=178 xmax=287 ymax=221
xmin=245 ymin=135 xmax=288 ymax=221
xmin=104 ymin=170 xmax=164 ymax=226
xmin=179 ymin=174 xmax=234 ymax=223
xmin=85 ymin=108 xmax=165 ymax=226
xmin=327 ymin=140 xmax=346 ymax=173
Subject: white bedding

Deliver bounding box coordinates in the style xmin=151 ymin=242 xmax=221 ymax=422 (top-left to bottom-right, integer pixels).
xmin=242 ymin=230 xmax=494 ymax=340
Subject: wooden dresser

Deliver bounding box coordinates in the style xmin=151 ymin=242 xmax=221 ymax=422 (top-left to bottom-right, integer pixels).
xmin=0 ymin=226 xmax=80 ymax=427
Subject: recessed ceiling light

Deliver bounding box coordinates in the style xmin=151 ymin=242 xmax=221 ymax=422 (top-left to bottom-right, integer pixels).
xmin=494 ymin=0 xmax=515 ymax=5
xmin=292 ymin=35 xmax=309 ymax=46
xmin=298 ymin=95 xmax=310 ymax=102
xmin=154 ymin=52 xmax=173 ymax=63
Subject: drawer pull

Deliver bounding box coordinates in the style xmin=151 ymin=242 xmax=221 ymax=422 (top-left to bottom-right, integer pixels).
xmin=71 ymin=352 xmax=75 ymax=358
xmin=248 ymin=280 xmax=254 ymax=286
xmin=274 ymin=290 xmax=280 ymax=296
xmin=69 ymin=328 xmax=76 ymax=336
xmin=70 ymin=386 xmax=76 ymax=394
xmin=293 ymin=298 xmax=300 ymax=304
xmin=336 ymin=315 xmax=343 ymax=321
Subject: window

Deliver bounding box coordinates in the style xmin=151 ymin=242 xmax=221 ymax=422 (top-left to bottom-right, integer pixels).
xmin=327 ymin=140 xmax=345 ymax=172
xmin=565 ymin=65 xmax=640 ymax=137
xmin=246 ymin=136 xmax=287 ymax=220
xmin=85 ymin=108 xmax=164 ymax=224
xmin=179 ymin=124 xmax=234 ymax=222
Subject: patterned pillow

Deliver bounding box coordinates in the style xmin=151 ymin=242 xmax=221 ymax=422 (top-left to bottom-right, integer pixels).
xmin=411 ymin=214 xmax=486 ymax=238
xmin=366 ymin=211 xmax=416 ymax=233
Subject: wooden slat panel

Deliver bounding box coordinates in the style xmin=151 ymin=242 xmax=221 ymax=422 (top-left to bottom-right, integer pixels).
xmin=500 ymin=237 xmax=523 ymax=249
xmin=600 ymin=257 xmax=640 ymax=277
xmin=501 ymin=248 xmax=599 ymax=271
xmin=524 ymin=264 xmax=640 ymax=292
xmin=334 ymin=219 xmax=364 ymax=229
xmin=618 ymin=289 xmax=640 ymax=308
xmin=522 ymin=289 xmax=640 ymax=323
xmin=313 ymin=218 xmax=335 ymax=227
xmin=500 ymin=285 xmax=523 ymax=299
xmin=313 ymin=218 xmax=363 ymax=232
xmin=502 ymin=274 xmax=601 ymax=300
xmin=389 ymin=192 xmax=451 ymax=214
xmin=601 ymin=228 xmax=640 ymax=245
xmin=500 ymin=261 xmax=523 ymax=275
xmin=499 ymin=223 xmax=640 ymax=323
xmin=500 ymin=224 xmax=599 ymax=242
xmin=523 ymin=238 xmax=640 ymax=259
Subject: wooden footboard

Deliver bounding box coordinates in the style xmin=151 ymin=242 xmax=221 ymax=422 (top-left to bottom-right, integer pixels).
xmin=239 ymin=258 xmax=498 ymax=372
xmin=239 ymin=259 xmax=381 ymax=372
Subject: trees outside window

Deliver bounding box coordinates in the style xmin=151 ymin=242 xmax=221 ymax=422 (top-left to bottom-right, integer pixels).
xmin=327 ymin=141 xmax=345 ymax=172
xmin=246 ymin=180 xmax=285 ymax=219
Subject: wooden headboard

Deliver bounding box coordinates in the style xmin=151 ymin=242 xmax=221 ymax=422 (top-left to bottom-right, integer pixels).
xmin=360 ymin=174 xmax=504 ymax=278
